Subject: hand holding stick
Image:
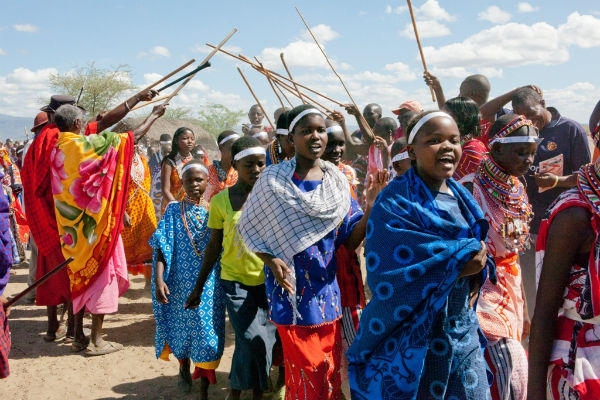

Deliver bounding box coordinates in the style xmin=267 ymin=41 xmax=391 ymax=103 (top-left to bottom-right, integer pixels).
xmin=407 ymin=0 xmax=436 ymax=102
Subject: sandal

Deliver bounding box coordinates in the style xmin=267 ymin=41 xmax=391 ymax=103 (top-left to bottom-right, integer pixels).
xmin=64 ymin=328 xmax=91 ymax=344
xmin=85 ymin=341 xmax=123 ymax=356
xmin=43 ymin=323 xmax=67 ymax=342
xmin=70 ymin=339 xmax=89 ymax=352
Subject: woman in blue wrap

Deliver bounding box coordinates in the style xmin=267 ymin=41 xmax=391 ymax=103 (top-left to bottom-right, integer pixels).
xmin=348 ymin=111 xmax=495 ymax=399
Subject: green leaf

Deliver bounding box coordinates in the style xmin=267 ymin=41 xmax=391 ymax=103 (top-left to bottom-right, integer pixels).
xmin=55 ymin=200 xmax=83 ymax=221
xmin=82 ymin=214 xmax=98 ymax=245
xmin=62 ymin=226 xmax=78 ymax=248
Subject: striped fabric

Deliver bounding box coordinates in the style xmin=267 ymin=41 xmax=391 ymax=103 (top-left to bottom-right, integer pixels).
xmin=484 ymin=338 xmax=528 ymax=400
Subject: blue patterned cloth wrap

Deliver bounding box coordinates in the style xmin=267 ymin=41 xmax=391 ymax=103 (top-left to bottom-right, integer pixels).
xmin=149 ymin=202 xmax=225 ymax=363
xmin=348 ymin=167 xmax=496 ymax=399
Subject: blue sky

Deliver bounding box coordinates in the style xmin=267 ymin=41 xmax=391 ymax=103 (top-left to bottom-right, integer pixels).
xmin=1 ymin=0 xmax=599 ymax=126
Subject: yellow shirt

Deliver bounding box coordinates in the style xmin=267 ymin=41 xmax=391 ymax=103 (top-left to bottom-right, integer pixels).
xmin=207 ymin=189 xmax=265 ymax=286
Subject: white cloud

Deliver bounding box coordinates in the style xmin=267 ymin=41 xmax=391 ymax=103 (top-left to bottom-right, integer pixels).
xmin=517 ymin=2 xmax=538 ymax=13
xmin=0 ymin=67 xmax=57 ymax=116
xmin=0 ymin=49 xmax=5 ymax=56
xmin=150 ymin=46 xmax=170 ymax=57
xmin=399 ymin=20 xmax=451 ymax=39
xmin=383 ymin=62 xmax=418 ymax=80
xmin=385 ymin=5 xmax=407 ymax=15
xmin=13 ymin=24 xmax=38 ymax=33
xmin=300 ymin=24 xmax=340 ymax=43
xmin=418 ymin=0 xmax=456 ymax=22
xmin=430 ymin=66 xmax=503 ymax=79
xmin=478 ymin=6 xmax=512 ymax=24
xmin=558 ymin=12 xmax=600 ymax=48
xmin=543 ymin=82 xmax=599 ymax=123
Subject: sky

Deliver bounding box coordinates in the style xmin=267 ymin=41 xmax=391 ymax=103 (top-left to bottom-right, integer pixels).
xmin=1 ymin=0 xmax=599 ymax=128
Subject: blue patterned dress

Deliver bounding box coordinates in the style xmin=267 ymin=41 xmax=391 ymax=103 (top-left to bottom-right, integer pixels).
xmin=149 ymin=201 xmax=225 ymax=364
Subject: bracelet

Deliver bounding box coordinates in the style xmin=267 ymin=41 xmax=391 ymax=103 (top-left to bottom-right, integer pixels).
xmin=124 ymin=100 xmax=131 ymax=111
xmin=549 ymin=174 xmax=559 ymax=189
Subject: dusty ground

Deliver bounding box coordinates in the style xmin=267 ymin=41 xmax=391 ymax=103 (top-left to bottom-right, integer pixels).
xmin=2 ymin=261 xmax=282 ymax=399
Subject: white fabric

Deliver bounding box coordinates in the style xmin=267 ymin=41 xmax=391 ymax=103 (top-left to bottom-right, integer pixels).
xmin=233 ymin=146 xmax=266 ymax=161
xmin=252 ymin=131 xmax=268 ymax=138
xmin=181 ymin=163 xmax=208 ymax=176
xmin=288 ymin=108 xmax=323 ymax=134
xmin=489 ymin=135 xmax=542 ymax=146
xmin=326 ymin=125 xmax=343 ymax=134
xmin=391 ymin=151 xmax=409 ymax=162
xmin=407 ymin=111 xmax=453 ymax=144
xmin=160 ymin=140 xmax=171 ymax=145
xmin=276 ymin=128 xmax=289 ymax=136
xmin=238 ymin=157 xmax=351 ymax=323
xmin=219 ymin=134 xmax=239 ymax=146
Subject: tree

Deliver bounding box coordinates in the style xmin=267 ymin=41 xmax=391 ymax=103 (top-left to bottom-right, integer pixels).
xmin=196 ymin=103 xmax=245 ymax=138
xmin=48 ymin=62 xmax=135 ymax=117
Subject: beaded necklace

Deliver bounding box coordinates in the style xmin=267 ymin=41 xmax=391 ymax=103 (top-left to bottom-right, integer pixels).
xmin=268 ymin=140 xmax=284 ymax=165
xmin=180 ymin=196 xmax=209 ymax=257
xmin=213 ymin=160 xmax=228 ymax=182
xmin=577 ymin=162 xmax=600 ymax=218
xmin=477 ymin=157 xmax=533 ymax=249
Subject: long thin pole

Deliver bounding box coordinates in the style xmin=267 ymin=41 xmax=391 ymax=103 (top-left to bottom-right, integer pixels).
xmin=130 ymin=94 xmax=174 ymax=111
xmin=272 ymin=79 xmax=294 ymax=107
xmin=280 ymin=53 xmax=305 ymax=104
xmin=5 ymin=257 xmax=73 ymax=308
xmin=237 ymin=67 xmax=274 ymax=130
xmin=254 ymin=57 xmax=285 ymax=109
xmin=269 ymin=74 xmax=333 ymax=114
xmin=140 ymin=59 xmax=196 ymax=92
xmin=407 ymin=0 xmax=436 ymax=102
xmin=295 ymin=7 xmax=374 ymax=141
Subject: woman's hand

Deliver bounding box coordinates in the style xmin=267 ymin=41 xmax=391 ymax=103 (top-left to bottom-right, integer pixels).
xmin=155 ymin=280 xmax=170 ymax=304
xmin=535 ymin=172 xmax=558 ymax=189
xmin=266 ymin=257 xmax=295 ymax=294
xmin=364 ymin=170 xmax=389 ymax=208
xmin=185 ymin=287 xmax=203 ymax=309
xmin=460 ymin=241 xmax=487 ymax=277
xmin=123 ymin=212 xmax=131 ymax=228
xmin=329 ymin=110 xmax=346 ymax=125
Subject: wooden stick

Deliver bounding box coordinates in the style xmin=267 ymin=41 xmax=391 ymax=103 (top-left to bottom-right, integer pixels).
xmin=206 ymin=44 xmax=345 ymax=106
xmin=156 ymin=61 xmax=210 ymax=92
xmin=272 ymin=79 xmax=294 ymax=107
xmin=254 ymin=57 xmax=285 ymax=109
xmin=280 ymin=53 xmax=305 ymax=104
xmin=269 ymin=75 xmax=333 ymax=114
xmin=162 ymin=28 xmax=238 ymax=106
xmin=407 ymin=0 xmax=436 ymax=102
xmin=140 ymin=59 xmax=196 ymax=92
xmin=237 ymin=67 xmax=274 ymax=130
xmin=24 ymin=125 xmax=29 ymax=142
xmin=131 ymin=95 xmax=174 ymax=111
xmin=5 ymin=257 xmax=73 ymax=308
xmin=295 ymin=7 xmax=375 ymax=140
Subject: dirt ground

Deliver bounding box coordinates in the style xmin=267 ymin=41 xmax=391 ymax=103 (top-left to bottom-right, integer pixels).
xmin=2 ymin=261 xmax=282 ymax=399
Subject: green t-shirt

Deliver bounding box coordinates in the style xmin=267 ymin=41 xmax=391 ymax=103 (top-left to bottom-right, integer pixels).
xmin=207 ymin=189 xmax=265 ymax=286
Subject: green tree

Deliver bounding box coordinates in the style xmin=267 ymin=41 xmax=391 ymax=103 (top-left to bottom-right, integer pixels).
xmin=163 ymin=106 xmax=196 ymax=120
xmin=196 ymin=103 xmax=245 ymax=138
xmin=48 ymin=62 xmax=135 ymax=117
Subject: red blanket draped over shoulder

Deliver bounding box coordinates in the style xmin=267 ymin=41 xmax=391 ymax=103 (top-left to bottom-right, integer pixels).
xmin=21 ymin=124 xmax=70 ymax=305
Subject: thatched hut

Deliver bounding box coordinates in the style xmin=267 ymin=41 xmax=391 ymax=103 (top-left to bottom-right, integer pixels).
xmin=112 ymin=118 xmax=219 ymax=160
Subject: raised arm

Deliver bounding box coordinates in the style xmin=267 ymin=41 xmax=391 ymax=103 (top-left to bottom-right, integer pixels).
xmin=329 ymin=110 xmax=369 ymax=155
xmin=132 ymin=104 xmax=166 ymax=143
xmin=97 ymin=89 xmax=159 ymax=132
xmin=480 ymin=88 xmax=517 ymax=123
xmin=344 ymin=104 xmax=375 ymax=146
xmin=424 ymin=72 xmax=446 ymax=110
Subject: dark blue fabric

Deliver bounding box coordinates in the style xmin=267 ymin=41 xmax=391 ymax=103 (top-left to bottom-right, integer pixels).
xmin=525 ymin=107 xmax=590 ymax=233
xmin=347 ymin=167 xmax=494 ymax=399
xmin=265 ymin=175 xmax=363 ymax=326
xmin=0 ymin=185 xmax=13 ymax=296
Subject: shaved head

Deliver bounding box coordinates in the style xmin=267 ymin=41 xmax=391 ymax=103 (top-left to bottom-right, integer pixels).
xmin=459 ymin=74 xmax=491 ymax=106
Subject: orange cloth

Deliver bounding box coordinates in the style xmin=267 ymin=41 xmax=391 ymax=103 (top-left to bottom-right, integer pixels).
xmin=161 ymin=155 xmax=192 ymax=212
xmin=203 ymin=163 xmax=238 ymax=202
xmin=122 ymin=153 xmax=157 ymax=269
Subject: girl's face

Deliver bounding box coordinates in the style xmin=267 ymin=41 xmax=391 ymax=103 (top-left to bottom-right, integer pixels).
xmin=182 ymin=169 xmax=208 ymax=200
xmin=408 ymin=117 xmax=461 ymax=187
xmin=393 ymin=159 xmax=412 ymax=177
xmin=323 ymin=129 xmax=345 ymax=165
xmin=491 ymin=130 xmax=538 ymax=177
xmin=219 ymin=137 xmax=236 ymax=161
xmin=178 ymin=130 xmax=195 ymax=154
xmin=289 ymin=115 xmax=327 ymax=161
xmin=233 ymin=154 xmax=266 ymax=187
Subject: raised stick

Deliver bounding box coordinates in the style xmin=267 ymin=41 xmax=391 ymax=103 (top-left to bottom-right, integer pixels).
xmin=280 ymin=53 xmax=305 ymax=104
xmin=130 ymin=95 xmax=175 ymax=111
xmin=295 ymin=7 xmax=374 ymax=140
xmin=205 ymin=44 xmax=345 ymax=106
xmin=269 ymin=75 xmax=333 ymax=114
xmin=407 ymin=0 xmax=436 ymax=102
xmin=141 ymin=59 xmax=196 ymax=92
xmin=162 ymin=28 xmax=238 ymax=105
xmin=272 ymin=79 xmax=294 ymax=107
xmin=237 ymin=67 xmax=274 ymax=130
xmin=5 ymin=257 xmax=73 ymax=308
xmin=255 ymin=57 xmax=285 ymax=109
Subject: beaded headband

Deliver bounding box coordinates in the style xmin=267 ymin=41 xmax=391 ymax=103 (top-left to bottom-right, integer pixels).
xmin=160 ymin=140 xmax=171 ymax=145
xmin=391 ymin=151 xmax=409 ymax=163
xmin=488 ymin=116 xmax=535 ymax=146
xmin=288 ymin=108 xmax=324 ymax=133
xmin=407 ymin=111 xmax=453 ymax=145
xmin=181 ymin=163 xmax=208 ymax=176
xmin=233 ymin=146 xmax=266 ymax=161
xmin=219 ymin=134 xmax=239 ymax=146
xmin=276 ymin=128 xmax=289 ymax=136
xmin=326 ymin=125 xmax=343 ymax=134
xmin=592 ymin=121 xmax=600 ymax=146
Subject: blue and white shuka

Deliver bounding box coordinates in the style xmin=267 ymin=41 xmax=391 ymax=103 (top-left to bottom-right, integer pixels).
xmin=347 ymin=167 xmax=496 ymax=400
xmin=150 ymin=200 xmax=225 ymax=364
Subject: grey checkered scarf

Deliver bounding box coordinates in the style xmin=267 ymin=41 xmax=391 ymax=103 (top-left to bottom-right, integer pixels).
xmin=238 ymin=157 xmax=351 ymax=322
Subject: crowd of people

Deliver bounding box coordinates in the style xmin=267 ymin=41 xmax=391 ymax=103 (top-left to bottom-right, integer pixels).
xmin=0 ymin=70 xmax=599 ymax=400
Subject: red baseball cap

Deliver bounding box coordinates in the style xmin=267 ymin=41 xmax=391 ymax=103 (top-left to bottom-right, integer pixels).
xmin=392 ymin=100 xmax=424 ymax=115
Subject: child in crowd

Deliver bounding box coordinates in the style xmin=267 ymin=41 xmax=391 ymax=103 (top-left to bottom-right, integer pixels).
xmin=150 ymin=160 xmax=225 ymax=399
xmin=348 ymin=111 xmax=494 ymax=399
xmin=473 ymin=114 xmax=538 ymax=400
xmin=323 ymin=117 xmax=360 ymax=194
xmin=238 ymin=105 xmax=388 ymax=399
xmin=160 ymin=127 xmax=195 ymax=212
xmin=389 ymin=137 xmax=411 ymax=179
xmin=266 ymin=111 xmax=295 ymax=166
xmin=186 ymin=137 xmax=274 ymax=400
xmin=203 ymin=130 xmax=239 ymax=202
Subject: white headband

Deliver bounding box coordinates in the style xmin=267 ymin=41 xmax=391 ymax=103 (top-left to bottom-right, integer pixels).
xmin=276 ymin=128 xmax=289 ymax=136
xmin=234 ymin=146 xmax=266 ymax=161
xmin=391 ymin=151 xmax=409 ymax=163
xmin=288 ymin=108 xmax=324 ymax=133
xmin=253 ymin=131 xmax=268 ymax=138
xmin=407 ymin=111 xmax=454 ymax=145
xmin=326 ymin=125 xmax=343 ymax=134
xmin=160 ymin=141 xmax=171 ymax=145
xmin=219 ymin=134 xmax=239 ymax=146
xmin=488 ymin=136 xmax=542 ymax=146
xmin=181 ymin=163 xmax=208 ymax=176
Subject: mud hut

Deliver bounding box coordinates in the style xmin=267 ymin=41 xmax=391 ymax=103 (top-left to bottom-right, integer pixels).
xmin=112 ymin=117 xmax=219 ymax=160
